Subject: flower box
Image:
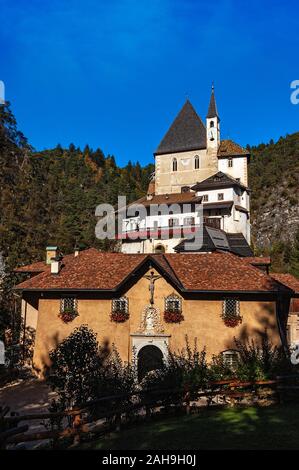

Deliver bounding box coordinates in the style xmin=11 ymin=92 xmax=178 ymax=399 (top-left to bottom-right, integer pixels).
xmin=223 ymin=315 xmax=242 ymax=328
xmin=164 ymin=310 xmax=184 ymax=323
xmin=111 ymin=311 xmax=129 ymax=323
xmin=58 ymin=308 xmax=78 ymax=323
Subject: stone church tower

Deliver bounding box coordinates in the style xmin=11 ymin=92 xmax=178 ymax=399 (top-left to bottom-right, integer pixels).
xmin=154 ymin=87 xmax=222 ymax=195
xmin=206 ymin=85 xmax=220 ymax=162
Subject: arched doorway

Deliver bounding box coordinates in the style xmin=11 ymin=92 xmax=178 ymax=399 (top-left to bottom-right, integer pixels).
xmin=154 ymin=244 xmax=165 ymax=254
xmin=137 ymin=345 xmax=164 ymax=381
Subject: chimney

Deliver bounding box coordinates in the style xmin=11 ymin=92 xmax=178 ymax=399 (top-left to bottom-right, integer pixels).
xmin=50 ymin=254 xmax=62 ymax=274
xmin=46 ymin=246 xmax=58 ymax=265
xmin=146 ymin=180 xmax=155 ymax=201
xmin=74 ymin=244 xmax=80 ymax=257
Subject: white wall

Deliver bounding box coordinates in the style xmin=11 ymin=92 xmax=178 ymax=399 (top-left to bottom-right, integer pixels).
xmin=218 ymin=156 xmax=248 ymax=186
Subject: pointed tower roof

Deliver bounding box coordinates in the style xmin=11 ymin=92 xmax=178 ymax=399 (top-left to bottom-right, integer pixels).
xmin=206 ymin=85 xmax=219 ymax=120
xmin=154 ymin=100 xmax=206 ymax=155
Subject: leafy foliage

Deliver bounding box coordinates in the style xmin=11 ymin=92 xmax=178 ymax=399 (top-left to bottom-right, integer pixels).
xmin=142 ymin=337 xmax=209 ymax=405
xmin=48 ymin=325 xmax=109 ymax=408
xmin=211 ymin=333 xmax=291 ymax=382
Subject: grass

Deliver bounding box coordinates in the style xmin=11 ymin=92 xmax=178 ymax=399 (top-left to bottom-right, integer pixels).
xmin=85 ymin=405 xmax=299 ymax=450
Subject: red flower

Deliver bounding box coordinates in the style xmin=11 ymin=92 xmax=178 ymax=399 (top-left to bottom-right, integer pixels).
xmin=111 ymin=311 xmax=129 ymax=323
xmin=164 ymin=311 xmax=184 ymax=323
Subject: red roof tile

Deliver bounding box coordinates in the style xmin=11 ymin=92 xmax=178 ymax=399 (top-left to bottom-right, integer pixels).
xmin=271 ymin=273 xmax=299 ymax=295
xmin=15 ymin=249 xmax=148 ymax=290
xmin=163 ymin=252 xmax=281 ymax=292
xmin=15 ymin=249 xmax=287 ymax=294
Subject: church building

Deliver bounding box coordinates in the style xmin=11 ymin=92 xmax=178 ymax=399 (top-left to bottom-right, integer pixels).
xmin=120 ymin=87 xmax=251 ymax=255
xmin=14 ymin=89 xmax=299 ymax=378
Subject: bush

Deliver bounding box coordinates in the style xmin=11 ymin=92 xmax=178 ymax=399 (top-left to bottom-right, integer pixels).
xmin=48 ymin=325 xmax=109 ymax=408
xmin=142 ymin=337 xmax=209 ymax=406
xmin=234 ymin=334 xmax=290 ymax=381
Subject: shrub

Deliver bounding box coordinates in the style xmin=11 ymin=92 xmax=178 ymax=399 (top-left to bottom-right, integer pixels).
xmin=142 ymin=336 xmax=209 ymax=405
xmin=48 ymin=325 xmax=109 ymax=408
xmin=233 ymin=334 xmax=290 ymax=381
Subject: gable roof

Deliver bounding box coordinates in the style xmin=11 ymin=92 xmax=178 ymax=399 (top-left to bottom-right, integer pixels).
xmin=128 ymin=191 xmax=202 ymax=209
xmin=14 ymin=252 xmax=77 ymax=274
xmin=15 ymin=248 xmax=289 ymax=295
xmin=154 ymin=100 xmax=206 ymax=155
xmin=191 ymin=171 xmax=248 ymax=192
xmin=218 ymin=139 xmax=250 ymax=158
xmin=270 ymin=273 xmax=299 ymax=296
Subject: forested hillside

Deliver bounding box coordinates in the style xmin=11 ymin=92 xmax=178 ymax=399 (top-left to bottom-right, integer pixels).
xmin=0 ymin=102 xmax=154 ymax=270
xmin=249 ymin=133 xmax=299 ymax=273
xmin=0 ymin=101 xmax=298 ymax=275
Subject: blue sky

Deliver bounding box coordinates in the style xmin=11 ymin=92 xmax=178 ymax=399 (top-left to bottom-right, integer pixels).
xmin=1 ymin=0 xmax=298 ymax=166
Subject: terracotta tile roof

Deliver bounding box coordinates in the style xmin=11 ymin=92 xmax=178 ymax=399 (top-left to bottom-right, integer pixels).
xmin=14 ymin=261 xmax=49 ymax=273
xmin=270 ymin=273 xmax=299 ymax=295
xmin=217 ymin=139 xmax=250 ymax=158
xmin=163 ymin=252 xmax=284 ymax=292
xmin=155 ymin=100 xmax=206 ymax=155
xmin=15 ymin=249 xmax=288 ymax=294
xmin=14 ymin=253 xmax=77 ymax=273
xmin=15 ymin=249 xmax=147 ymax=290
xmin=128 ymin=192 xmax=202 ymax=208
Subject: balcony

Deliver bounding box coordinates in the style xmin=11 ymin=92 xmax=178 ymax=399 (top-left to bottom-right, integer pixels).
xmin=116 ymin=224 xmax=201 ymax=240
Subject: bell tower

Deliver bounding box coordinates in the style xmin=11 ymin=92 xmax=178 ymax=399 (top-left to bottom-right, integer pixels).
xmin=206 ymin=85 xmax=220 ymax=155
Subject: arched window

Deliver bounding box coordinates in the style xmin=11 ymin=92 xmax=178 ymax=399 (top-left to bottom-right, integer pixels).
xmin=194 ymin=155 xmax=200 ymax=169
xmin=172 ymin=158 xmax=177 ymax=172
xmin=155 ymin=244 xmax=165 ymax=254
xmin=210 ymin=121 xmax=214 ymax=128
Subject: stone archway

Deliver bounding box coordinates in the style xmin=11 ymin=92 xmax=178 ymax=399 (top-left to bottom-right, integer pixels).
xmin=137 ymin=344 xmax=164 ymax=382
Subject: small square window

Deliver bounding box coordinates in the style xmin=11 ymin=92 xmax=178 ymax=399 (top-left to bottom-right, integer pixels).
xmin=222 ymin=350 xmax=239 ymax=368
xmin=112 ymin=297 xmax=128 ymax=314
xmin=60 ymin=297 xmax=77 ymax=313
xmin=165 ymin=294 xmax=182 ymax=313
xmin=218 ymin=193 xmax=224 ymax=201
xmin=203 ymin=194 xmax=209 ymax=202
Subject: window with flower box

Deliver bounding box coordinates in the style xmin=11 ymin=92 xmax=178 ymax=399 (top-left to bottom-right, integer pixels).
xmin=59 ymin=296 xmax=78 ymax=323
xmin=221 ymin=298 xmax=242 ymax=327
xmin=111 ymin=297 xmax=129 ymax=322
xmin=164 ymin=293 xmax=184 ymax=323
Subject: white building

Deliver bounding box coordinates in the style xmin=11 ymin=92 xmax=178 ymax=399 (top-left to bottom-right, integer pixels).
xmin=120 ymin=86 xmax=251 ymax=254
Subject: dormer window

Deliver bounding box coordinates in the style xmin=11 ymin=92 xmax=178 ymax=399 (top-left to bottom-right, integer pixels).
xmin=172 ymin=158 xmax=177 ymax=172
xmin=194 ymin=155 xmax=200 ymax=169
xmin=228 ymin=157 xmax=233 ymax=168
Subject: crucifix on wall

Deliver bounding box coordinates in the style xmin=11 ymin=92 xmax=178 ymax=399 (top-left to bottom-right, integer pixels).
xmin=143 ymin=270 xmax=162 ymax=305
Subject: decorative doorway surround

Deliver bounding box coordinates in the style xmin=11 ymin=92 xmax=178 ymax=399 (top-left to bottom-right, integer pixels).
xmin=131 ymin=332 xmax=170 ymax=361
xmin=131 ymin=302 xmax=171 ymax=363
